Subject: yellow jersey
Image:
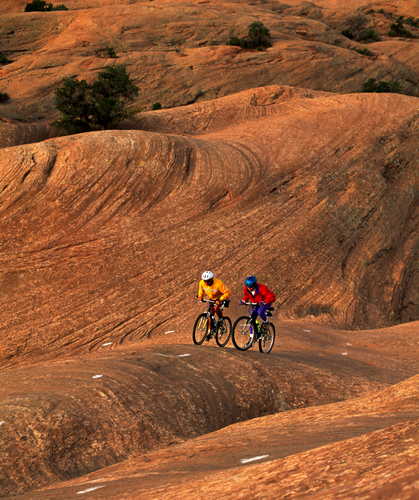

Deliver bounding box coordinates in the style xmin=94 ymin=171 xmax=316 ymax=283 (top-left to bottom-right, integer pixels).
xmin=198 ymin=278 xmax=231 ymax=301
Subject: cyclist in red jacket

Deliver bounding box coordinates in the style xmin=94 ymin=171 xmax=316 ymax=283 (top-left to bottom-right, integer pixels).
xmin=241 ymin=275 xmax=276 ymax=336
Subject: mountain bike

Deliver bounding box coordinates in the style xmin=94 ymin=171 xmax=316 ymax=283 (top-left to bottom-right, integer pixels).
xmin=231 ymin=302 xmax=275 ymax=354
xmin=192 ymin=299 xmax=232 ymax=347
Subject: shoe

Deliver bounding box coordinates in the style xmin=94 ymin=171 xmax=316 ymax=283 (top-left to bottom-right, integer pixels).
xmin=218 ymin=318 xmax=224 ymax=325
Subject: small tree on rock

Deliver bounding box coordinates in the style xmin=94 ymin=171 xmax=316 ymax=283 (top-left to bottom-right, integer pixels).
xmin=388 ymin=18 xmax=413 ymax=37
xmin=362 ymin=78 xmax=402 ymax=93
xmin=247 ymin=21 xmax=271 ymax=48
xmin=89 ymin=65 xmax=139 ymax=129
xmin=53 ymin=64 xmax=139 ymax=135
xmin=0 ymin=53 xmax=12 ymax=64
xmin=227 ymin=21 xmax=271 ymax=49
xmin=346 ymin=14 xmax=369 ymax=40
xmin=25 ymin=0 xmax=48 ymax=11
xmin=25 ymin=1 xmax=67 ymax=11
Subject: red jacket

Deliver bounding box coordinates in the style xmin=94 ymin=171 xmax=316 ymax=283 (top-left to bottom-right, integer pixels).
xmin=242 ymin=283 xmax=276 ymax=304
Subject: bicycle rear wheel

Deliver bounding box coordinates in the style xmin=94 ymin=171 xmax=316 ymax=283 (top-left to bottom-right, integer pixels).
xmin=259 ymin=322 xmax=275 ymax=354
xmin=232 ymin=316 xmax=253 ymax=351
xmin=215 ymin=317 xmax=232 ymax=347
xmin=193 ymin=313 xmax=209 ymax=345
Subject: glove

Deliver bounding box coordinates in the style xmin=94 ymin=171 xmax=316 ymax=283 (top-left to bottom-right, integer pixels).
xmin=239 ymin=300 xmax=245 ymax=305
xmin=259 ymin=301 xmax=266 ymax=306
xmin=198 ymin=297 xmax=204 ymax=302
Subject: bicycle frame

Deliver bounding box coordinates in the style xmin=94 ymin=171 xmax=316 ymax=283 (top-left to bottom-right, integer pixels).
xmin=193 ymin=299 xmax=232 ymax=347
xmin=241 ymin=302 xmax=273 ymax=339
xmin=232 ymin=301 xmax=275 ymax=353
xmin=201 ymin=299 xmax=229 ymax=331
xmin=241 ymin=301 xmax=273 ymax=316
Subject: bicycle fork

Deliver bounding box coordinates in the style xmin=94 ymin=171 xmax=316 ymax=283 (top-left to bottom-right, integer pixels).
xmin=206 ymin=314 xmax=218 ymax=340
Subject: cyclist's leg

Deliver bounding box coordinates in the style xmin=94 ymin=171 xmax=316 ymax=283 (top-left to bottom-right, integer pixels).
xmin=249 ymin=308 xmax=258 ymax=337
xmin=214 ymin=302 xmax=223 ymax=319
xmin=257 ymin=303 xmax=271 ymax=324
xmin=209 ymin=305 xmax=216 ymax=319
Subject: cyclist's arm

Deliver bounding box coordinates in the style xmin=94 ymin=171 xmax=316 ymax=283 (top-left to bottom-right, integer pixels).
xmin=260 ymin=284 xmax=276 ymax=304
xmin=242 ymin=286 xmax=250 ymax=303
xmin=197 ymin=280 xmax=205 ymax=300
xmin=218 ymin=282 xmax=231 ymax=301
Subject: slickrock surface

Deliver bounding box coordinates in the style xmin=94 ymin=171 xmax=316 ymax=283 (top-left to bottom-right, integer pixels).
xmin=0 ymin=121 xmax=55 ymax=149
xmin=1 ymin=84 xmax=419 ymax=498
xmin=0 ymin=340 xmax=396 ymax=497
xmin=1 ymin=87 xmax=419 ymax=372
xmin=1 ymin=1 xmax=419 ymax=498
xmin=9 ymin=372 xmax=419 ymax=499
xmin=1 ymin=0 xmax=419 ymax=127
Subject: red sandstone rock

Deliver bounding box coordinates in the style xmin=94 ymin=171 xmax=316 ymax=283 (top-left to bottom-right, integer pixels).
xmin=1 ymin=2 xmax=419 ymax=498
xmin=0 ymin=0 xmax=418 ymax=123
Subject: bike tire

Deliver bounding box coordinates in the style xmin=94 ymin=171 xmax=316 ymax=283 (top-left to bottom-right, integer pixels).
xmin=232 ymin=316 xmax=254 ymax=351
xmin=215 ymin=316 xmax=232 ymax=347
xmin=258 ymin=322 xmax=275 ymax=354
xmin=193 ymin=313 xmax=209 ymax=345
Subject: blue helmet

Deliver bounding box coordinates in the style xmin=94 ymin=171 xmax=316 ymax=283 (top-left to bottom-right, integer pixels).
xmin=245 ymin=275 xmax=257 ymax=288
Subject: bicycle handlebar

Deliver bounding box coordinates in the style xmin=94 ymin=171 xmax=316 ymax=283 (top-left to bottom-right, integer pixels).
xmin=240 ymin=301 xmax=274 ymax=310
xmin=200 ymin=299 xmax=230 ymax=304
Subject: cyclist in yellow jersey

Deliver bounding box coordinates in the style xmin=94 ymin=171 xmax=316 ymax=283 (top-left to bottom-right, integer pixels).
xmin=198 ymin=271 xmax=231 ymax=323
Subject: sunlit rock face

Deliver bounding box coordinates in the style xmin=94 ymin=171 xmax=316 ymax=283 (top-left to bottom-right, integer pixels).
xmin=0 ymin=0 xmax=419 ymax=125
xmin=1 ymin=87 xmax=419 ymax=373
xmin=1 ymin=1 xmax=419 ymax=498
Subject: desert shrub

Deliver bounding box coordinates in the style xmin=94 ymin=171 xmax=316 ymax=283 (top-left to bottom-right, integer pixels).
xmin=53 ymin=64 xmax=139 ymax=135
xmin=0 ymin=92 xmax=10 ymax=102
xmin=404 ymin=17 xmax=419 ymax=27
xmin=388 ymin=19 xmax=413 ymax=37
xmin=378 ymin=8 xmax=384 ymax=14
xmin=227 ymin=21 xmax=271 ymax=50
xmin=341 ymin=29 xmax=354 ymax=39
xmin=152 ymin=102 xmax=162 ymax=110
xmin=247 ymin=21 xmax=271 ymax=48
xmin=346 ymin=13 xmax=369 ymax=39
xmin=356 ymin=48 xmax=370 ymax=55
xmin=227 ymin=36 xmax=246 ymax=48
xmin=0 ymin=53 xmax=12 ymax=64
xmin=362 ymin=78 xmax=402 ymax=94
xmin=25 ymin=0 xmax=48 ymax=11
xmin=359 ymin=29 xmax=378 ymax=41
xmin=24 ymin=1 xmax=67 ymax=11
xmin=105 ymin=46 xmax=117 ymax=58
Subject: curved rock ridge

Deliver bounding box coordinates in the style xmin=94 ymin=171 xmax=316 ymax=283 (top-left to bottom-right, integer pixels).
xmin=0 ymin=0 xmax=418 ymax=122
xmin=11 ymin=372 xmax=419 ymax=499
xmin=0 ymin=87 xmax=419 ymax=370
xmin=1 ymin=87 xmax=419 ymax=370
xmin=0 ymin=342 xmax=389 ymax=497
xmin=0 ymin=122 xmax=55 ymax=150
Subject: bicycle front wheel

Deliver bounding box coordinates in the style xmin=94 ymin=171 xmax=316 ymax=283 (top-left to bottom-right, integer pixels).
xmin=193 ymin=313 xmax=209 ymax=345
xmin=215 ymin=317 xmax=232 ymax=347
xmin=232 ymin=316 xmax=253 ymax=351
xmin=259 ymin=322 xmax=275 ymax=354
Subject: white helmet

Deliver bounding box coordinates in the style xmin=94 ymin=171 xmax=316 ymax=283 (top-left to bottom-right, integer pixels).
xmin=201 ymin=270 xmax=214 ymax=281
